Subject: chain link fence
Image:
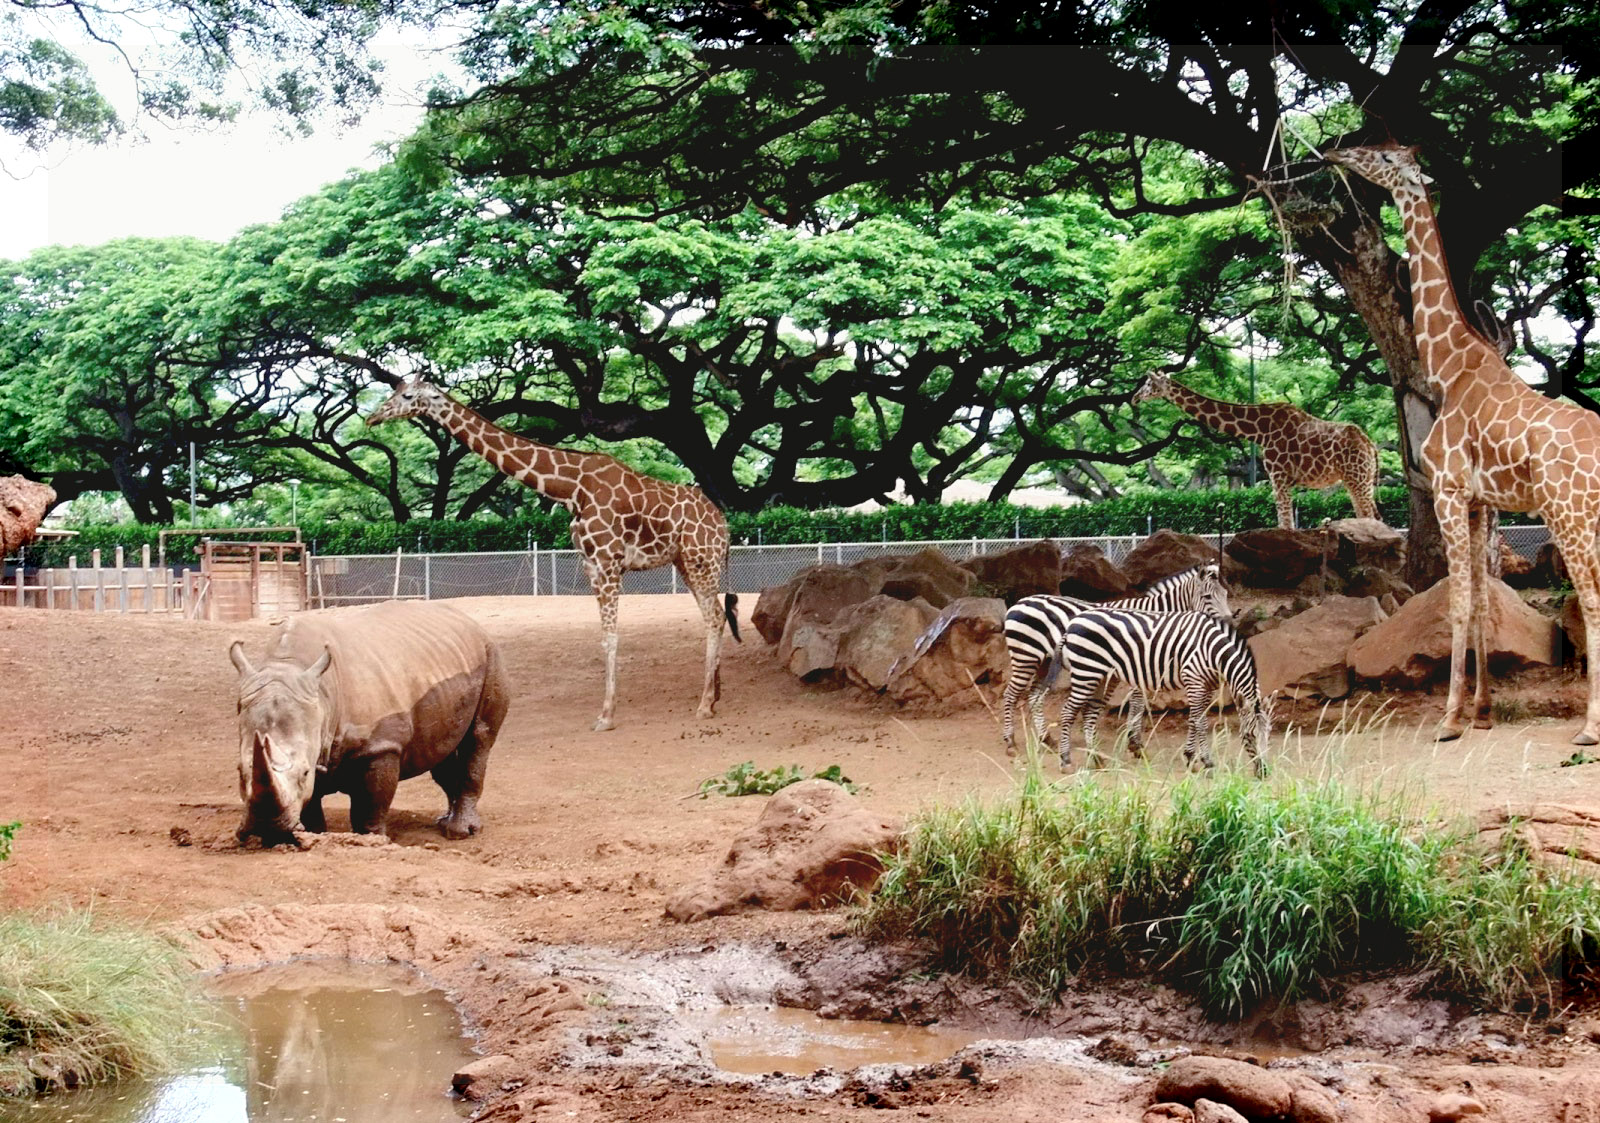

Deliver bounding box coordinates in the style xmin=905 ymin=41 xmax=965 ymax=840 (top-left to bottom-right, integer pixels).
xmin=304 ymin=524 xmax=1556 ymax=607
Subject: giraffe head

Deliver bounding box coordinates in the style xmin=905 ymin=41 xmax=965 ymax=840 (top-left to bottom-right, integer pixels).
xmin=367 ymin=375 xmax=448 ymax=427
xmin=1132 ymin=373 xmax=1173 ymax=405
xmin=1323 ymin=144 xmax=1433 ymax=191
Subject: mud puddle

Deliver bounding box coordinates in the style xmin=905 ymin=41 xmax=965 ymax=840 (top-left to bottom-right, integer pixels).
xmin=16 ymin=961 xmax=475 ymax=1123
xmin=688 ymin=1006 xmax=983 ymax=1075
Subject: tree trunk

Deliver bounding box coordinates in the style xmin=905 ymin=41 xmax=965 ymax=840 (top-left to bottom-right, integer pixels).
xmin=1315 ymin=214 xmax=1448 ymax=591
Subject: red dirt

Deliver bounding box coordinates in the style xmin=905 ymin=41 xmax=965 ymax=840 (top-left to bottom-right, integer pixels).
xmin=8 ymin=595 xmax=1600 ymax=1122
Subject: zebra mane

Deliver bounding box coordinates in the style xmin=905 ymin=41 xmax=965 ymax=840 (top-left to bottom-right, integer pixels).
xmin=1144 ymin=563 xmax=1221 ymax=594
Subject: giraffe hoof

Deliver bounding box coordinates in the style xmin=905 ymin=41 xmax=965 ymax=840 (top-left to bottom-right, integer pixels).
xmin=696 ymin=705 xmax=715 ymax=720
xmin=1473 ymin=716 xmax=1494 ymax=730
xmin=593 ymin=717 xmax=616 ymax=733
xmin=1573 ymin=730 xmax=1600 ymax=747
xmin=1435 ymin=723 xmax=1465 ymax=743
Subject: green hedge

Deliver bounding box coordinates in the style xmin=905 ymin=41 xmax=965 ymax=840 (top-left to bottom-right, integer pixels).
xmin=21 ymin=485 xmax=1436 ymax=565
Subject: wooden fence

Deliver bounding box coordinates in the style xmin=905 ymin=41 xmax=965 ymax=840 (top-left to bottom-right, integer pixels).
xmin=0 ymin=545 xmax=192 ymax=614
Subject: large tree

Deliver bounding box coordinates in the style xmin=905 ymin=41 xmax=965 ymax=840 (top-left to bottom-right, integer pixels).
xmin=410 ymin=0 xmax=1599 ymax=584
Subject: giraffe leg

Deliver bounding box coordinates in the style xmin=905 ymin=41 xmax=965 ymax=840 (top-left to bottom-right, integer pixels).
xmin=1433 ymin=490 xmax=1474 ymax=742
xmin=588 ymin=564 xmax=623 ymax=733
xmin=1468 ymin=506 xmax=1494 ymax=729
xmin=1270 ymin=475 xmax=1296 ymax=530
xmin=686 ymin=566 xmax=727 ymax=720
xmin=1552 ymin=521 xmax=1600 ymax=745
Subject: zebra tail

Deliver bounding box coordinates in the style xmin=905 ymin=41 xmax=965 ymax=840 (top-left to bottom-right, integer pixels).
xmin=1042 ymin=647 xmax=1066 ymax=689
xmin=724 ymin=592 xmax=742 ymax=643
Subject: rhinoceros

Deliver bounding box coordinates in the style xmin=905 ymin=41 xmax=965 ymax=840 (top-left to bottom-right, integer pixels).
xmin=229 ymin=601 xmax=510 ymax=844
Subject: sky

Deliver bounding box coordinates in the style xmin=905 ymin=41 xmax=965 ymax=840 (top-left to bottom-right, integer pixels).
xmin=0 ymin=31 xmax=449 ymax=262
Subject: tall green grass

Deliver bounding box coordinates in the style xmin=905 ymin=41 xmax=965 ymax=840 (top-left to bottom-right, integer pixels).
xmin=0 ymin=909 xmax=212 ymax=1096
xmin=858 ymin=763 xmax=1600 ymax=1016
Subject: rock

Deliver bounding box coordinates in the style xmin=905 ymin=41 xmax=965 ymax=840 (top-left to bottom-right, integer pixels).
xmin=1193 ymin=1100 xmax=1249 ymax=1123
xmin=1562 ymin=595 xmax=1588 ymax=668
xmin=1347 ymin=576 xmax=1561 ymax=684
xmin=0 ymin=475 xmax=56 ymax=558
xmin=664 ymin=780 xmax=902 ymax=922
xmin=1499 ymin=539 xmax=1538 ymax=587
xmin=1122 ymin=530 xmax=1221 ymax=589
xmin=1152 ymin=1056 xmax=1293 ymax=1120
xmin=1536 ymin=539 xmax=1569 ymax=588
xmin=884 ymin=597 xmax=1008 ymax=703
xmin=452 ymin=1054 xmax=518 ymax=1101
xmin=1290 ymin=1085 xmax=1342 ymax=1123
xmin=752 ymin=580 xmax=802 ymax=645
xmin=1327 ymin=517 xmax=1406 ymax=573
xmin=1060 ymin=543 xmax=1134 ymax=600
xmin=1143 ymin=1105 xmax=1196 ymax=1123
xmin=960 ymin=540 xmax=1063 ymax=603
xmin=1341 ymin=566 xmax=1414 ymax=604
xmin=1478 ymin=803 xmax=1600 ymax=880
xmin=836 ymin=595 xmax=940 ymax=692
xmin=881 ymin=548 xmax=976 ymax=608
xmin=1427 ymin=1093 xmax=1486 ymax=1121
xmin=1249 ymin=595 xmax=1388 ymax=701
xmin=776 ymin=566 xmax=885 ymax=673
xmin=1223 ymin=527 xmax=1329 ymax=590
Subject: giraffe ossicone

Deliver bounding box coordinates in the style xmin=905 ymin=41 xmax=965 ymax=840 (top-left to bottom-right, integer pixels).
xmin=367 ymin=375 xmax=739 ymax=732
xmin=1326 ymin=142 xmax=1600 ymax=745
xmin=1132 ymin=372 xmax=1381 ymax=530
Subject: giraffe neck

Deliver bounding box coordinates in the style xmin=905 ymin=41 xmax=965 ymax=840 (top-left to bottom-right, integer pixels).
xmin=428 ymin=395 xmax=586 ymax=505
xmin=1160 ymin=383 xmax=1271 ymax=441
xmin=1390 ymin=183 xmax=1473 ymax=395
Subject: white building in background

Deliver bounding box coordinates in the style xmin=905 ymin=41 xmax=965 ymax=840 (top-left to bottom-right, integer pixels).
xmin=841 ymin=479 xmax=1083 ymax=512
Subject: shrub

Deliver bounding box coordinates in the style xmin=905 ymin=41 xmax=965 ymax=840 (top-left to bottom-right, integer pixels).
xmin=696 ymin=761 xmax=858 ymax=798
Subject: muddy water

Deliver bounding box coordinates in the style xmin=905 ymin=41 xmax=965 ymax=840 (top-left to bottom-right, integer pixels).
xmin=13 ymin=961 xmax=475 ymax=1123
xmin=691 ymin=1006 xmax=982 ymax=1075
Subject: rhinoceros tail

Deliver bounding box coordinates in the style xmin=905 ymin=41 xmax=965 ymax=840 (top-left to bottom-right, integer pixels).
xmin=724 ymin=593 xmax=741 ymax=643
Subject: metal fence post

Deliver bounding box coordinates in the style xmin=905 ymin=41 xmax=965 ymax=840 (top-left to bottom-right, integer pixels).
xmin=424 ymin=554 xmax=432 ymax=601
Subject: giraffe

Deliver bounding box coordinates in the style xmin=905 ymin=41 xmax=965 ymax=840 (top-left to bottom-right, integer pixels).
xmin=367 ymin=375 xmax=739 ymax=732
xmin=1132 ymin=374 xmax=1381 ymax=529
xmin=1324 ymin=142 xmax=1600 ymax=744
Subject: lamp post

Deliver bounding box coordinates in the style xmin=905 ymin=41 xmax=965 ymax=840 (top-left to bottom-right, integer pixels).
xmin=290 ymin=479 xmax=300 ymax=526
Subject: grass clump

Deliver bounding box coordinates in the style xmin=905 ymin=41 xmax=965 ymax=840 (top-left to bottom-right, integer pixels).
xmin=858 ymin=763 xmax=1600 ymax=1017
xmin=696 ymin=761 xmax=858 ymax=798
xmin=0 ymin=909 xmax=212 ymax=1097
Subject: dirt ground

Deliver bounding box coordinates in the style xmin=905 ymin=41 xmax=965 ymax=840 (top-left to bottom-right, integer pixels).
xmin=9 ymin=594 xmax=1600 ymax=1122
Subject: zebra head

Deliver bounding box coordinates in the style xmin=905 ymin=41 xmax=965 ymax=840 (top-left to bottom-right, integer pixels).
xmin=1196 ymin=563 xmax=1231 ymax=621
xmin=1241 ymin=694 xmax=1273 ymax=778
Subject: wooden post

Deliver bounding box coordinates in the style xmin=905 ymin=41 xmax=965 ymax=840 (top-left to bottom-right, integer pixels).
xmin=92 ymin=549 xmax=104 ymax=613
xmin=45 ymin=567 xmax=54 ymax=610
xmin=68 ymin=556 xmax=79 ymax=611
xmin=13 ymin=557 xmax=22 ymax=608
xmin=116 ymin=546 xmax=128 ymax=613
xmin=141 ymin=545 xmax=153 ymax=613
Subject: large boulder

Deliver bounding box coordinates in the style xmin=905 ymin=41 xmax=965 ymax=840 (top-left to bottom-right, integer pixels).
xmin=1152 ymin=1056 xmax=1293 ymax=1120
xmin=1478 ymin=803 xmax=1600 ymax=881
xmin=959 ymin=540 xmax=1063 ymax=603
xmin=1122 ymin=530 xmax=1220 ymax=589
xmin=665 ymin=780 xmax=902 ymax=922
xmin=1326 ymin=517 xmax=1406 ymax=573
xmin=1248 ymin=596 xmax=1388 ymax=701
xmin=776 ymin=565 xmax=884 ymax=671
xmin=1223 ymin=527 xmax=1328 ymax=590
xmin=1348 ymin=576 xmax=1561 ymax=684
xmin=885 ymin=597 xmax=1008 ymax=703
xmin=880 ymin=548 xmax=975 ymax=608
xmin=836 ymin=595 xmax=941 ymax=692
xmin=1562 ymin=595 xmax=1588 ymax=667
xmin=1060 ymin=543 xmax=1134 ymax=600
xmin=1534 ymin=539 xmax=1569 ymax=589
xmin=0 ymin=475 xmax=55 ymax=558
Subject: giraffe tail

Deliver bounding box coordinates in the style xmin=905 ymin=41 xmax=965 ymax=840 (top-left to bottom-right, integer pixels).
xmin=724 ymin=593 xmax=742 ymax=643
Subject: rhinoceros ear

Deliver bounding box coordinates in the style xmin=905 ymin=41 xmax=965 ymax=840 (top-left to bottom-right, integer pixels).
xmin=305 ymin=646 xmax=333 ymax=681
xmin=229 ymin=641 xmax=256 ymax=677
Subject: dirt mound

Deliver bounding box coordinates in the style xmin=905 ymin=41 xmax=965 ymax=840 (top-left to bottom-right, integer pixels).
xmin=181 ymin=902 xmax=488 ymax=971
xmin=665 ymin=780 xmax=902 ymax=923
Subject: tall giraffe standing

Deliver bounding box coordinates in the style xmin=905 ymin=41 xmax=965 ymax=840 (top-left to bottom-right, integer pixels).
xmin=1132 ymin=373 xmax=1381 ymax=529
xmin=1325 ymin=143 xmax=1600 ymax=744
xmin=368 ymin=375 xmax=739 ymax=732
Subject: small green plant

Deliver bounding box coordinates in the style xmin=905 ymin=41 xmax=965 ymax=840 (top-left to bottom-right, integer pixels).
xmin=1490 ymin=698 xmax=1534 ymax=725
xmin=0 ymin=822 xmax=17 ymax=864
xmin=1562 ymin=750 xmax=1599 ymax=768
xmin=696 ymin=761 xmax=858 ymax=798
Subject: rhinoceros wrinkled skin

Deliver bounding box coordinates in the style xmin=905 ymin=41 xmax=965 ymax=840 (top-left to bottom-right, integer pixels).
xmin=229 ymin=601 xmax=510 ymax=845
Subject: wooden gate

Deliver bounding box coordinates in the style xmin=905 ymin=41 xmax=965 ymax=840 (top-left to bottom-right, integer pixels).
xmin=196 ymin=535 xmax=307 ymax=622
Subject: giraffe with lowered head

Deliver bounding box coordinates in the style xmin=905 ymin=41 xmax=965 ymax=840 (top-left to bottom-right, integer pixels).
xmin=1132 ymin=373 xmax=1381 ymax=529
xmin=368 ymin=375 xmax=739 ymax=732
xmin=1325 ymin=142 xmax=1600 ymax=744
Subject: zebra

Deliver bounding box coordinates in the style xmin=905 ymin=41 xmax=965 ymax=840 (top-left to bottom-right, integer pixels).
xmin=1000 ymin=564 xmax=1230 ymax=754
xmin=1051 ymin=608 xmax=1270 ymax=777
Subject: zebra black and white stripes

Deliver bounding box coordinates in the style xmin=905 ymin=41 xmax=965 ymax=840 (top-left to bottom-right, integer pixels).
xmin=1054 ymin=608 xmax=1270 ymax=777
xmin=1000 ymin=564 xmax=1230 ymax=753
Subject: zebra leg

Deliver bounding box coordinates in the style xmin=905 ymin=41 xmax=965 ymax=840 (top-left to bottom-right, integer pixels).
xmin=1182 ymin=672 xmax=1215 ymax=771
xmin=1081 ymin=695 xmax=1106 ymax=769
xmin=1124 ymin=690 xmax=1147 ymax=761
xmin=1001 ymin=657 xmax=1038 ymax=756
xmin=1057 ymin=686 xmax=1088 ymax=773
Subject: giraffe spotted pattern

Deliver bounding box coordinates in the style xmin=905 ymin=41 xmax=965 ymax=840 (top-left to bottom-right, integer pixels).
xmin=368 ymin=376 xmax=737 ymax=732
xmin=1133 ymin=373 xmax=1381 ymax=530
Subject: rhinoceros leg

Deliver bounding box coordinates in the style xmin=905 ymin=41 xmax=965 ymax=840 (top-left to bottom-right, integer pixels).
xmin=349 ymin=752 xmax=401 ymax=835
xmin=299 ymin=796 xmax=326 ymax=833
xmin=434 ymin=653 xmax=509 ymax=839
